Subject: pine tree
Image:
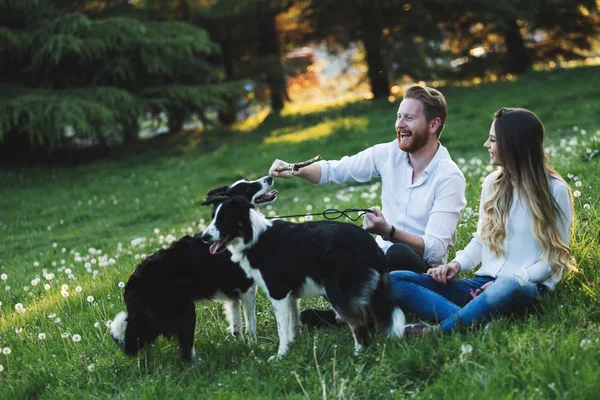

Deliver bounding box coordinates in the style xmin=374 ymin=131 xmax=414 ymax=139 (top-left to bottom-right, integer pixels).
xmin=0 ymin=0 xmax=236 ymax=155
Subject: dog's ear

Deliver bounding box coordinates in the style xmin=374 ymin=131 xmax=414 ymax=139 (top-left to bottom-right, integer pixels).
xmin=231 ymin=195 xmax=255 ymax=209
xmin=201 ymin=195 xmax=228 ymax=206
xmin=206 ymin=185 xmax=229 ymax=197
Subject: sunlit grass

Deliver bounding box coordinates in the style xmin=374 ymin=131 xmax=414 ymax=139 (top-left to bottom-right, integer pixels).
xmin=264 ymin=117 xmax=368 ymax=144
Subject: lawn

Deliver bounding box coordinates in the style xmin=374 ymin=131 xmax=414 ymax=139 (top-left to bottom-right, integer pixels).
xmin=0 ymin=65 xmax=599 ymax=399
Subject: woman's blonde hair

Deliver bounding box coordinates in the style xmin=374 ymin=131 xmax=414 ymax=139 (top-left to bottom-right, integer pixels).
xmin=480 ymin=107 xmax=576 ymax=275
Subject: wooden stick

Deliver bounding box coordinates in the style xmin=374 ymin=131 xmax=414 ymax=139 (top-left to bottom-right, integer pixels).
xmin=275 ymin=155 xmax=322 ymax=173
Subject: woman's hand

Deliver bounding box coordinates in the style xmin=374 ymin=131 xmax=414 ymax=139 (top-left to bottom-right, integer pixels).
xmin=427 ymin=261 xmax=461 ymax=285
xmin=469 ymin=281 xmax=493 ymax=298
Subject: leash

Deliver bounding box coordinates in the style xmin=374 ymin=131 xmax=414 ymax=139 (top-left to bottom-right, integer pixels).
xmin=266 ymin=207 xmax=374 ymax=221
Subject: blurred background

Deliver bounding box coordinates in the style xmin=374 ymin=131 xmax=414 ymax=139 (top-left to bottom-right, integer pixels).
xmin=1 ymin=0 xmax=599 ymax=161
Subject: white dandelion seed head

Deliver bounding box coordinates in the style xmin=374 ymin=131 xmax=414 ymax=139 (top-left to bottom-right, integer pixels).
xmin=44 ymin=284 xmax=51 ymax=290
xmin=61 ymin=284 xmax=68 ymax=291
xmin=0 ymin=274 xmax=7 ymax=281
xmin=460 ymin=343 xmax=473 ymax=354
xmin=15 ymin=303 xmax=23 ymax=311
xmin=15 ymin=327 xmax=22 ymax=334
xmin=0 ymin=365 xmax=3 ymax=372
xmin=94 ymin=322 xmax=100 ymax=328
xmin=583 ymin=204 xmax=590 ymax=210
xmin=118 ymin=282 xmax=125 ymax=288
xmin=54 ymin=318 xmax=61 ymax=324
xmin=52 ymin=242 xmax=57 ymax=248
xmin=573 ymin=190 xmax=581 ymax=198
xmin=38 ymin=333 xmax=46 ymax=340
xmin=305 ymin=215 xmax=313 ymax=221
xmin=5 ymin=286 xmax=10 ymax=291
xmin=580 ymin=339 xmax=592 ymax=349
xmin=323 ymin=197 xmax=331 ymax=203
xmin=575 ymin=181 xmax=582 ymax=187
xmin=65 ymin=268 xmax=71 ymax=274
xmin=48 ymin=313 xmax=56 ymax=318
xmin=72 ymin=334 xmax=81 ymax=342
xmin=61 ymin=332 xmax=69 ymax=338
xmin=61 ymin=291 xmax=69 ymax=298
xmin=2 ymin=347 xmax=11 ymax=355
xmin=87 ymin=364 xmax=95 ymax=372
xmin=305 ymin=204 xmax=313 ymax=211
xmin=86 ymin=296 xmax=94 ymax=303
xmin=34 ymin=261 xmax=40 ymax=267
xmin=76 ymin=286 xmax=82 ymax=292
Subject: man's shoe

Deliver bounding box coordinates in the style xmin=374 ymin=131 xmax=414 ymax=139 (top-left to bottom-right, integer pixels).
xmin=300 ymin=309 xmax=338 ymax=327
xmin=404 ymin=323 xmax=436 ymax=338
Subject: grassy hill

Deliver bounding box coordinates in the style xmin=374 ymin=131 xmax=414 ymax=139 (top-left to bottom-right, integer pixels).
xmin=0 ymin=65 xmax=599 ymax=399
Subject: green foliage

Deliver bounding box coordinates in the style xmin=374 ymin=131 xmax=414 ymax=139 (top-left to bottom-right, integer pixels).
xmin=0 ymin=0 xmax=230 ymax=153
xmin=0 ymin=66 xmax=599 ymax=398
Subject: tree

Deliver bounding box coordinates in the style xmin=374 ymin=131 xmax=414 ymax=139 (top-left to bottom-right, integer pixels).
xmin=0 ymin=0 xmax=234 ymax=156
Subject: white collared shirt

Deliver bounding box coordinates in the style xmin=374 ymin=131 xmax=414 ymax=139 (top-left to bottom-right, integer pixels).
xmin=318 ymin=140 xmax=467 ymax=266
xmin=453 ymin=172 xmax=572 ymax=291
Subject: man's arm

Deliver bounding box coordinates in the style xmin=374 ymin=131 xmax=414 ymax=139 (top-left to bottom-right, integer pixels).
xmin=269 ymin=159 xmax=322 ymax=184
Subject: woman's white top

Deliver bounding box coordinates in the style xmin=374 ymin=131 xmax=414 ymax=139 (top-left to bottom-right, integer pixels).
xmin=453 ymin=171 xmax=572 ymax=291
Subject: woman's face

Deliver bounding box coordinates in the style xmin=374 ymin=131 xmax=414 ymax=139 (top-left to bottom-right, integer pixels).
xmin=484 ymin=122 xmax=500 ymax=166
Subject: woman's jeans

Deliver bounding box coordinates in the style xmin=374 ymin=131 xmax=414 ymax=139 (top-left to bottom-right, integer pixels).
xmin=389 ymin=271 xmax=547 ymax=333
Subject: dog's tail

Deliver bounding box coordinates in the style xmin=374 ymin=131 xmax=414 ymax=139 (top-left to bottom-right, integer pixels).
xmin=371 ymin=272 xmax=405 ymax=339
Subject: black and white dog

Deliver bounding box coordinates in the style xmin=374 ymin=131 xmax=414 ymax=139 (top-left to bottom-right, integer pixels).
xmin=110 ymin=176 xmax=276 ymax=360
xmin=201 ymin=195 xmax=405 ymax=360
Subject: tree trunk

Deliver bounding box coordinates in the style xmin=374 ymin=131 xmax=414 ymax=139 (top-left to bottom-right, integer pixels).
xmin=257 ymin=12 xmax=287 ymax=114
xmin=357 ymin=2 xmax=389 ymax=98
xmin=503 ymin=19 xmax=532 ymax=74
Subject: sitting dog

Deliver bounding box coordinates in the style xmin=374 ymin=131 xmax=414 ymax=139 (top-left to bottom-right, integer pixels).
xmin=201 ymin=195 xmax=405 ymax=360
xmin=110 ymin=176 xmax=277 ymax=360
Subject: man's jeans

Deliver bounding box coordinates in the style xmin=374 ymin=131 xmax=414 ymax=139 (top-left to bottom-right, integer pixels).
xmin=390 ymin=271 xmax=547 ymax=332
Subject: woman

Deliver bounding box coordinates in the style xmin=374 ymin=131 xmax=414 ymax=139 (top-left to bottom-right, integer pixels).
xmin=390 ymin=107 xmax=576 ymax=335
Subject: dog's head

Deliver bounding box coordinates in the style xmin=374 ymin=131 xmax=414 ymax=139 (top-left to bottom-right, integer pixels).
xmin=200 ymin=196 xmax=270 ymax=255
xmin=203 ymin=176 xmax=277 ymax=207
xmin=200 ymin=196 xmax=254 ymax=255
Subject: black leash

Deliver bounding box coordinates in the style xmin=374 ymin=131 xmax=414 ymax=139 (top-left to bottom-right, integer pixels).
xmin=266 ymin=207 xmax=374 ymax=221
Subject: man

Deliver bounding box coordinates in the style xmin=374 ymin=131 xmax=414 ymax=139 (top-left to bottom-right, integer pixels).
xmin=269 ymin=85 xmax=467 ymax=326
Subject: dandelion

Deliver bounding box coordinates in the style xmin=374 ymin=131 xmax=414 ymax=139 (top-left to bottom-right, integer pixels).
xmin=61 ymin=284 xmax=68 ymax=291
xmin=118 ymin=282 xmax=125 ymax=288
xmin=0 ymin=273 xmax=7 ymax=281
xmin=72 ymin=334 xmax=81 ymax=342
xmin=87 ymin=296 xmax=94 ymax=303
xmin=305 ymin=215 xmax=314 ymax=221
xmin=15 ymin=328 xmax=22 ymax=334
xmin=38 ymin=333 xmax=46 ymax=340
xmin=573 ymin=190 xmax=581 ymax=198
xmin=34 ymin=261 xmax=40 ymax=267
xmin=580 ymin=339 xmax=592 ymax=349
xmin=61 ymin=291 xmax=69 ymax=298
xmin=61 ymin=332 xmax=69 ymax=338
xmin=305 ymin=204 xmax=313 ymax=211
xmin=2 ymin=347 xmax=11 ymax=355
xmin=583 ymin=204 xmax=591 ymax=210
xmin=52 ymin=242 xmax=57 ymax=248
xmin=15 ymin=303 xmax=24 ymax=312
xmin=459 ymin=343 xmax=473 ymax=362
xmin=575 ymin=181 xmax=582 ymax=187
xmin=31 ymin=279 xmax=38 ymax=286
xmin=154 ymin=228 xmax=160 ymax=234
xmin=76 ymin=286 xmax=82 ymax=292
xmin=65 ymin=268 xmax=72 ymax=274
xmin=87 ymin=364 xmax=95 ymax=372
xmin=94 ymin=322 xmax=100 ymax=329
xmin=5 ymin=286 xmax=10 ymax=291
xmin=293 ymin=197 xmax=299 ymax=202
xmin=44 ymin=284 xmax=51 ymax=290
xmin=323 ymin=197 xmax=331 ymax=203
xmin=0 ymin=365 xmax=3 ymax=372
xmin=48 ymin=313 xmax=56 ymax=318
xmin=54 ymin=318 xmax=61 ymax=324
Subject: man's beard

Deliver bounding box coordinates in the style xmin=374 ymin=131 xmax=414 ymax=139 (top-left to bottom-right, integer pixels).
xmin=398 ymin=129 xmax=430 ymax=153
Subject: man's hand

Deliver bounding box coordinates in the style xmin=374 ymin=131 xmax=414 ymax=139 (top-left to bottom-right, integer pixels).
xmin=427 ymin=261 xmax=461 ymax=285
xmin=362 ymin=206 xmax=390 ymax=237
xmin=269 ymin=159 xmax=294 ymax=179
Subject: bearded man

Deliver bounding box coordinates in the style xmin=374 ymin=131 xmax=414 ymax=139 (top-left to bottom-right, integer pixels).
xmin=269 ymin=86 xmax=467 ymax=326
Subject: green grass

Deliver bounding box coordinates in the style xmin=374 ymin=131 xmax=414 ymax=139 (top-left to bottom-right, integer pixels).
xmin=1 ymin=65 xmax=600 ymax=399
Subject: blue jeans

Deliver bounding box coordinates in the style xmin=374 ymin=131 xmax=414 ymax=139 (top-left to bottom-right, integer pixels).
xmin=389 ymin=271 xmax=547 ymax=333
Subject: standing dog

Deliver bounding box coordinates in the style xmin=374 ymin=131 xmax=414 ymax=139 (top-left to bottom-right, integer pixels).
xmin=201 ymin=196 xmax=405 ymax=360
xmin=110 ymin=176 xmax=276 ymax=360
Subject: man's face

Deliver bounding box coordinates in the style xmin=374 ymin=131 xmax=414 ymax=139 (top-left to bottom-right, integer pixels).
xmin=395 ymin=98 xmax=431 ymax=153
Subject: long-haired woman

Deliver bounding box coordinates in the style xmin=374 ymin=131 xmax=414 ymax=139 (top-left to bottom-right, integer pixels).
xmin=390 ymin=107 xmax=576 ymax=335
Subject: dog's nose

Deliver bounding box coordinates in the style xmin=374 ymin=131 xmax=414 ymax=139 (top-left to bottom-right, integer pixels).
xmin=265 ymin=176 xmax=273 ymax=184
xmin=200 ymin=232 xmax=212 ymax=243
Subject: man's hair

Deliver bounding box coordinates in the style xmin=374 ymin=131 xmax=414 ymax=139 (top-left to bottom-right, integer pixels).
xmin=403 ymin=86 xmax=447 ymax=137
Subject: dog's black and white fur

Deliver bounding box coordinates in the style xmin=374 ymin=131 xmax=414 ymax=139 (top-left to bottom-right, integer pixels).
xmin=201 ymin=196 xmax=405 ymax=360
xmin=110 ymin=176 xmax=276 ymax=360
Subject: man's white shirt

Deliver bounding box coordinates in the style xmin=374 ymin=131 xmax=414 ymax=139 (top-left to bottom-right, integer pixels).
xmin=317 ymin=139 xmax=467 ymax=266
